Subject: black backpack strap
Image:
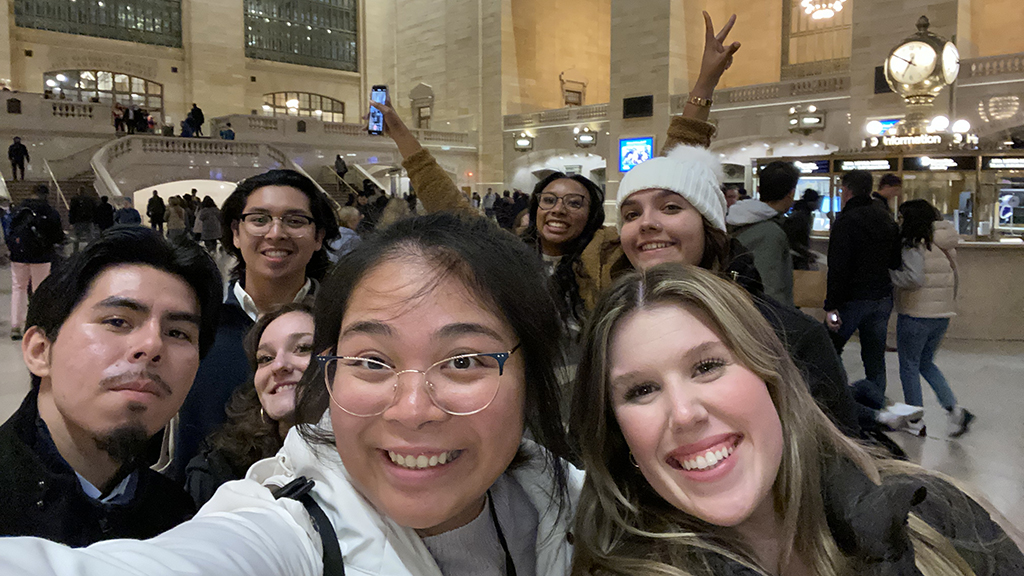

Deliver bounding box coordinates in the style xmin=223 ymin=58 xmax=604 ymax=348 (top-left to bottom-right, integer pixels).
xmin=272 ymin=477 xmax=346 ymax=576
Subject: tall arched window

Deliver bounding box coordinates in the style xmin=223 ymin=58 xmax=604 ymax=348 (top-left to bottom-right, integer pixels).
xmin=262 ymin=92 xmax=345 ymax=123
xmin=15 ymin=0 xmax=181 ymax=47
xmin=44 ymin=70 xmax=164 ymax=121
xmin=782 ymin=0 xmax=852 ymax=79
xmin=245 ymin=0 xmax=358 ymax=71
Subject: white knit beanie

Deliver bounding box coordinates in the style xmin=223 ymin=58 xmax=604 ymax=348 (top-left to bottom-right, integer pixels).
xmin=616 ymin=144 xmax=727 ymax=231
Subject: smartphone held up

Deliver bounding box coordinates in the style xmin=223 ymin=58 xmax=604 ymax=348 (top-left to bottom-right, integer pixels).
xmin=368 ymin=85 xmax=388 ymax=135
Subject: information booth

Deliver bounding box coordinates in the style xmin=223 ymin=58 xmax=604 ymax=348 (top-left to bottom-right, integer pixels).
xmin=753 ymin=151 xmax=1024 ymax=241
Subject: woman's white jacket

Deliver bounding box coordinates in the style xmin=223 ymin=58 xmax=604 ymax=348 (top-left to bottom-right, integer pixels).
xmin=0 ymin=414 xmax=582 ymax=576
xmin=890 ymin=219 xmax=960 ymax=318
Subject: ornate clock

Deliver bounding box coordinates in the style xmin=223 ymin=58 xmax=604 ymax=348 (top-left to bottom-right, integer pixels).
xmin=884 ymin=16 xmax=960 ymax=135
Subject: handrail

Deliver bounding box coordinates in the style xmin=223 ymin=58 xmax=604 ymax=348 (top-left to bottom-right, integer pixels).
xmin=327 ymin=167 xmax=361 ymax=197
xmin=0 ymin=170 xmax=9 ymax=201
xmin=288 ymin=159 xmax=342 ymax=214
xmin=42 ymin=158 xmax=70 ymax=212
xmin=352 ymin=163 xmax=389 ymax=195
xmin=91 ymin=137 xmax=127 ymax=197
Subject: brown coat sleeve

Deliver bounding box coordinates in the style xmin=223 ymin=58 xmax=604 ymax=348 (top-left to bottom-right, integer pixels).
xmin=401 ymin=149 xmax=475 ymax=216
xmin=662 ymin=116 xmax=717 ymax=153
xmin=577 ymin=225 xmax=629 ymax=310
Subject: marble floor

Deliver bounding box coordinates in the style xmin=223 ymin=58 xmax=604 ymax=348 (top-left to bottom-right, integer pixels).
xmin=0 ymin=265 xmax=1020 ymax=533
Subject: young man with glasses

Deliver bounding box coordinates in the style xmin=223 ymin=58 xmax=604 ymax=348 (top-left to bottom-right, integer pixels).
xmin=169 ymin=170 xmax=339 ymax=483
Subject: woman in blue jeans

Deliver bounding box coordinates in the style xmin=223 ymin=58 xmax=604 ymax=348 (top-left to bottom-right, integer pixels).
xmin=890 ymin=199 xmax=973 ymax=438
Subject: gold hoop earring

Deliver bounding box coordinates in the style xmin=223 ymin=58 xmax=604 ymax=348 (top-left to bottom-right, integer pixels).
xmin=261 ymin=407 xmax=273 ymax=424
xmin=629 ymin=452 xmax=640 ymax=468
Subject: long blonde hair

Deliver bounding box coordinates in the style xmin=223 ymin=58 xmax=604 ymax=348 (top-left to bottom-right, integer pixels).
xmin=569 ymin=264 xmax=982 ymax=576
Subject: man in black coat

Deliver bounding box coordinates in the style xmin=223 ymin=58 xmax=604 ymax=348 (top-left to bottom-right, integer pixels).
xmin=93 ymin=195 xmax=115 ymax=231
xmin=146 ymin=190 xmax=166 ymax=235
xmin=190 ymin=103 xmax=205 ymax=137
xmin=8 ymin=136 xmax=29 ymax=181
xmin=0 ymin=227 xmax=222 ymax=546
xmin=68 ymin=188 xmax=97 ymax=253
xmin=825 ymin=170 xmax=901 ymax=400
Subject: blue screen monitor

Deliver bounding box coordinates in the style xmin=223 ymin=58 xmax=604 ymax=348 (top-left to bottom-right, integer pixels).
xmin=619 ymin=137 xmax=654 ymax=173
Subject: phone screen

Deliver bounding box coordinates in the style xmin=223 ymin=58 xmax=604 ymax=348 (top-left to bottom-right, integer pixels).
xmin=368 ymin=86 xmax=387 ymax=135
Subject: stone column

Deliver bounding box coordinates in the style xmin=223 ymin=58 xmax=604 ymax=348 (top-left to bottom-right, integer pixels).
xmin=606 ymin=0 xmax=697 ymax=221
xmin=181 ymin=0 xmax=247 ymax=121
xmin=849 ymin=0 xmax=965 ymax=148
xmin=1 ymin=0 xmax=13 ymax=86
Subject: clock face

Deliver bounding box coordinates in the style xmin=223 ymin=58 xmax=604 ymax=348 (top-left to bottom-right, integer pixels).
xmin=943 ymin=42 xmax=960 ymax=84
xmin=888 ymin=41 xmax=938 ymax=85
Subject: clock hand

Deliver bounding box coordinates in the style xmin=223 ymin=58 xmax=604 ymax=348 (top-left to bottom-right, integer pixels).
xmin=892 ymin=54 xmax=913 ymax=66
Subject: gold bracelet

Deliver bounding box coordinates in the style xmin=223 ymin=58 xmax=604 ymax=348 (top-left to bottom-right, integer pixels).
xmin=687 ymin=95 xmax=713 ymax=107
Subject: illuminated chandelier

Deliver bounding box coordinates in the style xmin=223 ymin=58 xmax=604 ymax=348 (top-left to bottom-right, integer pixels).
xmin=801 ymin=0 xmax=845 ymax=20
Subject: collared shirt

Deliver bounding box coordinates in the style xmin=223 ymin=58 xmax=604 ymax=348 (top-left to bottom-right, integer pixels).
xmin=77 ymin=470 xmax=138 ymax=505
xmin=34 ymin=413 xmax=139 ymax=505
xmin=233 ymin=278 xmax=313 ymax=322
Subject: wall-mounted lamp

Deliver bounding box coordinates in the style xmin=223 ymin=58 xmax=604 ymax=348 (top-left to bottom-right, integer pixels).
xmin=575 ymin=127 xmax=597 ymax=148
xmin=514 ymin=132 xmax=534 ymax=151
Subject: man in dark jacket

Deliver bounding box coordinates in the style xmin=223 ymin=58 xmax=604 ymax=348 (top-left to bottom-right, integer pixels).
xmin=8 ymin=136 xmax=29 ymax=181
xmin=8 ymin=185 xmax=65 ymax=340
xmin=113 ymin=197 xmax=142 ymax=225
xmin=190 ymin=103 xmax=205 ymax=137
xmin=93 ymin=195 xmax=115 ymax=231
xmin=873 ymin=173 xmax=901 ymax=214
xmin=783 ymin=188 xmax=821 ymax=270
xmin=0 ymin=227 xmax=221 ymax=546
xmin=825 ymin=170 xmax=901 ymax=399
xmin=68 ymin=188 xmax=97 ymax=252
xmin=146 ymin=190 xmax=166 ymax=235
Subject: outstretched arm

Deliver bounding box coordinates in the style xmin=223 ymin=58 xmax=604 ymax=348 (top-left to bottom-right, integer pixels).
xmin=665 ymin=12 xmax=740 ymax=151
xmin=684 ymin=11 xmax=740 ymax=122
xmin=370 ymin=98 xmax=472 ymax=215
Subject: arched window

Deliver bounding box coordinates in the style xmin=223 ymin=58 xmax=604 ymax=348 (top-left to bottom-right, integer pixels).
xmin=782 ymin=0 xmax=852 ymax=79
xmin=15 ymin=0 xmax=181 ymax=47
xmin=262 ymin=92 xmax=345 ymax=123
xmin=44 ymin=70 xmax=164 ymax=121
xmin=245 ymin=0 xmax=358 ymax=71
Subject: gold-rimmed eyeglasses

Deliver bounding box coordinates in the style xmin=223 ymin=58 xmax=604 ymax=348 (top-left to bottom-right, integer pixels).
xmin=316 ymin=345 xmax=521 ymax=417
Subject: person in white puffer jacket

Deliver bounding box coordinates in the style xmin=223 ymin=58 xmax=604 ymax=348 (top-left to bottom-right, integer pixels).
xmin=0 ymin=212 xmax=581 ymax=576
xmin=890 ymin=199 xmax=973 ymax=438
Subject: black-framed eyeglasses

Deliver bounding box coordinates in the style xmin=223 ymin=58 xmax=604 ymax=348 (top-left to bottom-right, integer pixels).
xmin=538 ymin=193 xmax=587 ymax=212
xmin=316 ymin=345 xmax=520 ymax=417
xmin=240 ymin=213 xmax=316 ymax=237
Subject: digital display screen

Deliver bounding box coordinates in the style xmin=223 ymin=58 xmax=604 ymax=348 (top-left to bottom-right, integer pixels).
xmin=619 ymin=137 xmax=654 ymax=173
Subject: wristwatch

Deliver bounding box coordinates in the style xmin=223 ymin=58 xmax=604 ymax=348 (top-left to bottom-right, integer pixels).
xmin=687 ymin=95 xmax=713 ymax=107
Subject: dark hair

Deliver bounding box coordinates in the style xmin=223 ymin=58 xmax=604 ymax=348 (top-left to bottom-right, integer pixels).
xmin=201 ymin=196 xmax=216 ymax=209
xmin=205 ymin=301 xmax=314 ymax=478
xmin=220 ymin=169 xmax=340 ymax=282
xmin=35 ymin=184 xmax=49 ymax=197
xmin=879 ymin=173 xmax=902 ymax=189
xmin=800 ymin=188 xmax=822 ymax=203
xmin=841 ymin=170 xmax=873 ymax=197
xmin=26 ymin=227 xmax=222 ymax=384
xmin=295 ymin=212 xmax=571 ymax=511
xmin=520 ymin=173 xmax=607 ymax=323
xmin=898 ymin=199 xmax=939 ymax=250
xmin=758 ymin=161 xmax=800 ymax=203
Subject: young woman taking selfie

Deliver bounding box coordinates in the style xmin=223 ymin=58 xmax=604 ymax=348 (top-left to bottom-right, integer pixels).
xmin=569 ymin=265 xmax=1023 ymax=576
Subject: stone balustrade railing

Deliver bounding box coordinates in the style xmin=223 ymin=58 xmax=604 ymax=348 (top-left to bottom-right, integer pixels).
xmin=961 ymin=52 xmax=1024 ymax=81
xmin=503 ymin=103 xmax=609 ymax=130
xmin=90 ymin=135 xmax=294 ymax=197
xmin=50 ymin=101 xmax=97 ymax=119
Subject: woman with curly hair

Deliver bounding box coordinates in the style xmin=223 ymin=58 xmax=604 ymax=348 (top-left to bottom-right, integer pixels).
xmin=185 ymin=301 xmax=313 ymax=506
xmin=569 ymin=264 xmax=1022 ymax=576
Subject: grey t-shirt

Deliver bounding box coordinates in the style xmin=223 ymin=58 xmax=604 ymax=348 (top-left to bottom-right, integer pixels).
xmin=421 ymin=474 xmax=538 ymax=576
